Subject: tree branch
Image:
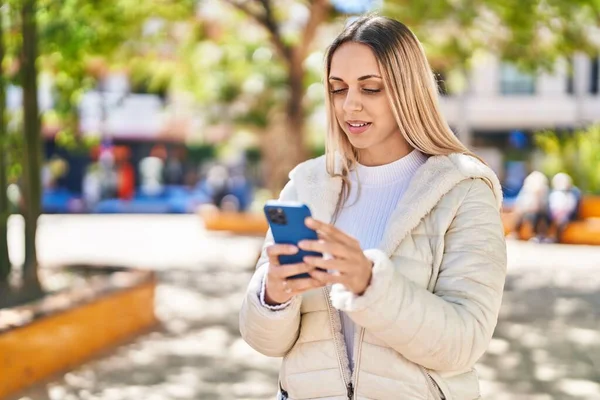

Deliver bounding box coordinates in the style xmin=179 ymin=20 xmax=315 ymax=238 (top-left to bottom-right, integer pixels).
xmin=256 ymin=0 xmax=291 ymax=61
xmin=222 ymin=0 xmax=291 ymax=62
xmin=222 ymin=0 xmax=262 ymax=22
xmin=296 ymin=0 xmax=331 ymax=63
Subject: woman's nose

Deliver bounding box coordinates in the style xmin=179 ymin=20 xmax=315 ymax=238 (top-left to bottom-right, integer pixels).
xmin=343 ymin=89 xmax=363 ymax=113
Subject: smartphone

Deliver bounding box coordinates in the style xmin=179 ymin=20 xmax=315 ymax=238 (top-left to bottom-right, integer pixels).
xmin=263 ymin=201 xmax=325 ymax=279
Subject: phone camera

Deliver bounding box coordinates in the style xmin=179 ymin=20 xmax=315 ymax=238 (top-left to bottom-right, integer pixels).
xmin=267 ymin=207 xmax=287 ymax=225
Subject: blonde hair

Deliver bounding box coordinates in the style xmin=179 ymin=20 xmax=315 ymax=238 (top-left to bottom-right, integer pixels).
xmin=324 ymin=15 xmax=479 ymax=220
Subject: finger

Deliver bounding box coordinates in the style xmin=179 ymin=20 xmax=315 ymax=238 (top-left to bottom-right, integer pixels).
xmin=286 ymin=277 xmax=325 ymax=293
xmin=281 ymin=279 xmax=293 ymax=295
xmin=271 ymin=262 xmax=314 ymax=279
xmin=298 ymin=239 xmax=347 ymax=259
xmin=303 ymin=256 xmax=351 ymax=274
xmin=266 ymin=244 xmax=299 ymax=257
xmin=306 ymin=217 xmax=358 ymax=246
xmin=266 ymin=244 xmax=298 ymax=264
xmin=310 ymin=269 xmax=346 ymax=285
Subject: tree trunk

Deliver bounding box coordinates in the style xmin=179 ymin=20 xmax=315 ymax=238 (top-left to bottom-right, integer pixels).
xmin=0 ymin=8 xmax=11 ymax=283
xmin=21 ymin=0 xmax=42 ymax=288
xmin=262 ymin=58 xmax=309 ymax=195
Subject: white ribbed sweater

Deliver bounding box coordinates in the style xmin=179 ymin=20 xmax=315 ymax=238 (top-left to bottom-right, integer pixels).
xmin=335 ymin=149 xmax=427 ymax=370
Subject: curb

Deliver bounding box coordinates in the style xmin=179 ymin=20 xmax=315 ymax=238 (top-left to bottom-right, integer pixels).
xmin=0 ymin=275 xmax=158 ymax=398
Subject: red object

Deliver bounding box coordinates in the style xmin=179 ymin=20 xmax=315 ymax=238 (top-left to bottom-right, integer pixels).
xmin=118 ymin=162 xmax=135 ymax=200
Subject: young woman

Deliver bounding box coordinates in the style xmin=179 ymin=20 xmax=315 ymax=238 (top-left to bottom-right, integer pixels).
xmin=240 ymin=15 xmax=507 ymax=400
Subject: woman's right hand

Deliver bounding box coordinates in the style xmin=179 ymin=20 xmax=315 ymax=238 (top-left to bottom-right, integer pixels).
xmin=264 ymin=244 xmax=325 ymax=305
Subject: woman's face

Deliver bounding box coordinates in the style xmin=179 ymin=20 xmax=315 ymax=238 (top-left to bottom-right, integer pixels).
xmin=329 ymin=42 xmax=410 ymax=165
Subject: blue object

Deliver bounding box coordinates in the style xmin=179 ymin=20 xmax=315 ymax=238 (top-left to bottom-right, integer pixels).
xmin=93 ymin=199 xmax=171 ymax=214
xmin=263 ymin=201 xmax=324 ymax=279
xmin=43 ymin=188 xmax=80 ymax=213
xmin=503 ymin=161 xmax=527 ymax=198
xmin=509 ymin=130 xmax=528 ymax=149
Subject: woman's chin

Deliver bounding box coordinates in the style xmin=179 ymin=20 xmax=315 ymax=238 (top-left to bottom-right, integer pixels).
xmin=346 ymin=136 xmax=371 ymax=150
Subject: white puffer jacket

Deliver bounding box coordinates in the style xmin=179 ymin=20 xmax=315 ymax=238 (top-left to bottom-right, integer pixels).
xmin=240 ymin=153 xmax=507 ymax=400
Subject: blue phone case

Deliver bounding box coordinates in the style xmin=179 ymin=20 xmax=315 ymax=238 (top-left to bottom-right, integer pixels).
xmin=264 ymin=201 xmax=324 ymax=279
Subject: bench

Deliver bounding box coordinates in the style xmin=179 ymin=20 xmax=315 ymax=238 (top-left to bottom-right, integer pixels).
xmin=200 ymin=197 xmax=600 ymax=245
xmin=502 ymin=196 xmax=600 ymax=245
xmin=199 ymin=206 xmax=268 ymax=236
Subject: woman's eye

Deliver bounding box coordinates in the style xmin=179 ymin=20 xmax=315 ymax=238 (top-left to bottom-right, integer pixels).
xmin=329 ymin=87 xmax=380 ymax=95
xmin=330 ymin=88 xmax=347 ymax=94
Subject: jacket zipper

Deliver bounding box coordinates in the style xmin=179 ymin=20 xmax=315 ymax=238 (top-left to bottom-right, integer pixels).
xmin=323 ymin=287 xmax=353 ymax=398
xmin=349 ymin=327 xmax=365 ymax=399
xmin=323 ymin=293 xmax=440 ymax=400
xmin=421 ymin=367 xmax=443 ymax=400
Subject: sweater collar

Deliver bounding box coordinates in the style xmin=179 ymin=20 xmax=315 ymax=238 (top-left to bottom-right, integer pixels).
xmin=351 ymin=150 xmax=428 ymax=186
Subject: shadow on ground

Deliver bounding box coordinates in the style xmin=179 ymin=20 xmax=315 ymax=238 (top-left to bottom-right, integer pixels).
xmin=11 ymin=264 xmax=280 ymax=400
xmin=11 ymin=241 xmax=600 ymax=400
xmin=478 ymin=265 xmax=600 ymax=400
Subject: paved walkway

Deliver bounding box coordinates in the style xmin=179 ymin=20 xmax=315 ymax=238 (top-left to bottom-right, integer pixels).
xmin=6 ymin=215 xmax=600 ymax=400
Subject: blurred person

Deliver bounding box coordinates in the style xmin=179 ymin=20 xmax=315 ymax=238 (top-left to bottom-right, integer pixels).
xmin=548 ymin=172 xmax=581 ymax=243
xmin=139 ymin=154 xmax=165 ymax=197
xmin=239 ymin=16 xmax=507 ymax=400
xmin=7 ymin=183 xmax=21 ymax=213
xmin=98 ymin=149 xmax=119 ymax=199
xmin=42 ymin=156 xmax=69 ymax=190
xmin=204 ymin=164 xmax=231 ymax=208
xmin=41 ymin=162 xmax=53 ymax=190
xmin=227 ymin=155 xmax=253 ymax=211
xmin=220 ymin=193 xmax=241 ymax=212
xmin=115 ymin=147 xmax=135 ymax=201
xmin=512 ymin=171 xmax=551 ymax=242
xmin=82 ymin=163 xmax=102 ymax=211
xmin=164 ymin=149 xmax=185 ymax=186
xmin=150 ymin=143 xmax=168 ymax=161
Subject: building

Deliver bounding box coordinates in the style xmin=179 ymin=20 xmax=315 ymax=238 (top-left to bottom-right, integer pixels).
xmin=440 ymin=53 xmax=600 ymax=141
xmin=439 ymin=53 xmax=600 ymax=179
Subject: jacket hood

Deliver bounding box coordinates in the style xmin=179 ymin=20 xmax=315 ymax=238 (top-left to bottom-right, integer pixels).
xmin=289 ymin=152 xmax=503 ymax=257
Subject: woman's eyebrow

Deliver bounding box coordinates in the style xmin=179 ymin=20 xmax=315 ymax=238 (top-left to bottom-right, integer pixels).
xmin=328 ymin=74 xmax=382 ymax=81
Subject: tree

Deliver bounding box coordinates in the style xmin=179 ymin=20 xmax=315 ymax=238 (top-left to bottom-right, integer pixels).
xmin=0 ymin=4 xmax=10 ymax=284
xmin=0 ymin=0 xmax=195 ymax=294
xmin=187 ymin=0 xmax=340 ymax=192
xmin=20 ymin=0 xmax=43 ymax=287
xmin=35 ymin=0 xmax=195 ymax=148
xmin=167 ymin=0 xmax=372 ymax=192
xmin=383 ymin=0 xmax=600 ymax=143
xmin=384 ymin=0 xmax=600 ymax=72
xmin=198 ymin=0 xmax=600 ymax=192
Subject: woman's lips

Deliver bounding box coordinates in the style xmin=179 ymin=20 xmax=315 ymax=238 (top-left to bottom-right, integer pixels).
xmin=346 ymin=121 xmax=372 ymax=134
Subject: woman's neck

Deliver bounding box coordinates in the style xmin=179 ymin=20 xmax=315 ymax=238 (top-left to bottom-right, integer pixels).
xmin=357 ymin=138 xmax=414 ymax=166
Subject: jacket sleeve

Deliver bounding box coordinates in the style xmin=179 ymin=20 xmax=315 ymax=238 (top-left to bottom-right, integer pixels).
xmin=238 ymin=178 xmax=302 ymax=357
xmin=330 ymin=179 xmax=507 ymax=371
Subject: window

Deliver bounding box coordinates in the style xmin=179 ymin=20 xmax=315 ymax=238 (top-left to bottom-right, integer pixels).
xmin=500 ymin=63 xmax=535 ymax=95
xmin=590 ymin=56 xmax=599 ymax=95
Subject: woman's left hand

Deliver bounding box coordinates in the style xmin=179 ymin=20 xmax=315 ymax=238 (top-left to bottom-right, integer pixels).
xmin=299 ymin=217 xmax=373 ymax=296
